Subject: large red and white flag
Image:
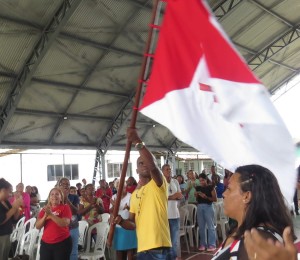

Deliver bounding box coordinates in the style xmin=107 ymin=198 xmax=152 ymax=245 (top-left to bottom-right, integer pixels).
xmin=140 ymin=0 xmax=296 ymax=201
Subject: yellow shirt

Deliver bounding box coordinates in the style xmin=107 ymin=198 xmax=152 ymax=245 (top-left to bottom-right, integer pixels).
xmin=130 ymin=177 xmax=171 ymax=252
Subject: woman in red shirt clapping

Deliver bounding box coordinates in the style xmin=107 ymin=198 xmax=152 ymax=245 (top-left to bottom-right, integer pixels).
xmin=36 ymin=188 xmax=72 ymax=260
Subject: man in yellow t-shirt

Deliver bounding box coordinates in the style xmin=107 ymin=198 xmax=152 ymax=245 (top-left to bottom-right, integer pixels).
xmin=114 ymin=128 xmax=172 ymax=259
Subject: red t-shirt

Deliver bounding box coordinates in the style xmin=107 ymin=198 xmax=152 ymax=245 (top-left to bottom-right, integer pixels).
xmin=95 ymin=188 xmax=112 ymax=213
xmin=38 ymin=204 xmax=72 ymax=244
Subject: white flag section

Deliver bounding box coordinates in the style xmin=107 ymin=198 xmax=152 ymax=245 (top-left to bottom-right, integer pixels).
xmin=139 ymin=0 xmax=296 ymax=202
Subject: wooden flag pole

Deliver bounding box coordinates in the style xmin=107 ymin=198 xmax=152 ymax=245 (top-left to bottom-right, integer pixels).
xmin=107 ymin=0 xmax=163 ymax=246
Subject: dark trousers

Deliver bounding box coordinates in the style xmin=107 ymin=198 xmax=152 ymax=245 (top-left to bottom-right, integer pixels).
xmin=40 ymin=236 xmax=72 ymax=260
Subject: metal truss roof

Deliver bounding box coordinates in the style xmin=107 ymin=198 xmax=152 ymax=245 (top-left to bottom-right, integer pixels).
xmin=0 ymin=0 xmax=299 ymax=153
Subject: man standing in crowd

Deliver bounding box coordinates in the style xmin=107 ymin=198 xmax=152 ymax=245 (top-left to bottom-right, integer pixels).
xmin=114 ymin=128 xmax=171 ymax=259
xmin=162 ymin=164 xmax=183 ymax=260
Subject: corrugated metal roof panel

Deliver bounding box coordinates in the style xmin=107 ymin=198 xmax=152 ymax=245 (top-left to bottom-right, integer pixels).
xmin=0 ymin=0 xmax=62 ymax=27
xmin=52 ymin=119 xmax=108 ymax=144
xmin=0 ymin=20 xmax=40 ymax=73
xmin=0 ymin=76 xmax=13 ymax=106
xmin=17 ymin=82 xmax=76 ymax=113
xmin=34 ymin=37 xmax=104 ymax=85
xmin=271 ymin=0 xmax=300 ymax=24
xmin=3 ymin=115 xmax=57 ymax=142
xmin=63 ymin=0 xmax=136 ymax=46
xmin=112 ymin=7 xmax=153 ymax=54
xmin=68 ymin=91 xmax=127 ymax=117
xmin=86 ymin=51 xmax=141 ymax=93
xmin=221 ymin=2 xmax=287 ymax=51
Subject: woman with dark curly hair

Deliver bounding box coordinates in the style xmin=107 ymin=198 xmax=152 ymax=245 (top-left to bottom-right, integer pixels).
xmin=212 ymin=164 xmax=295 ymax=259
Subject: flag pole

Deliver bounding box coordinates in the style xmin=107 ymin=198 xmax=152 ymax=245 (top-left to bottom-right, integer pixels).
xmin=107 ymin=0 xmax=163 ymax=246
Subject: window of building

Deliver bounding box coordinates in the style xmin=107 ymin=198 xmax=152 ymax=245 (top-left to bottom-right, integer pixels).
xmin=183 ymin=162 xmax=189 ymax=174
xmin=107 ymin=163 xmax=132 ymax=178
xmin=47 ymin=164 xmax=79 ymax=181
xmin=190 ymin=162 xmax=195 ymax=171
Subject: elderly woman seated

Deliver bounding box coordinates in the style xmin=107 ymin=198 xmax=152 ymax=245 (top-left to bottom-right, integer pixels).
xmin=212 ymin=164 xmax=295 ymax=259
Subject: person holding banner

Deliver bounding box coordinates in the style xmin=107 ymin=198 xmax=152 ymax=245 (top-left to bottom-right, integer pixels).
xmin=114 ymin=128 xmax=172 ymax=260
xmin=212 ymin=165 xmax=294 ymax=259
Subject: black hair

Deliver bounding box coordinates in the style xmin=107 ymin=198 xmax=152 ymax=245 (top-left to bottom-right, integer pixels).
xmin=0 ymin=178 xmax=12 ymax=190
xmin=176 ymin=175 xmax=184 ymax=184
xmin=32 ymin=186 xmax=39 ymax=194
xmin=198 ymin=173 xmax=208 ymax=180
xmin=212 ymin=174 xmax=220 ymax=183
xmin=232 ymin=164 xmax=294 ymax=239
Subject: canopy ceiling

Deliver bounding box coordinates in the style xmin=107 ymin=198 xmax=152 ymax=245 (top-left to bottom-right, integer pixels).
xmin=0 ymin=0 xmax=299 ymax=153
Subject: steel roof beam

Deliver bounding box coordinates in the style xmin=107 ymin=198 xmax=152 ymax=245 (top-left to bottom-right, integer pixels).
xmin=72 ymin=1 xmax=157 ymax=153
xmin=0 ymin=141 xmax=192 ymax=150
xmin=167 ymin=137 xmax=184 ymax=154
xmin=33 ymin=77 xmax=131 ymax=98
xmin=270 ymin=70 xmax=300 ymax=94
xmin=14 ymin=108 xmax=112 ymax=121
xmin=96 ymin=93 xmax=135 ymax=154
xmin=213 ymin=0 xmax=244 ymax=20
xmin=0 ymin=106 xmax=154 ymax=125
xmin=247 ymin=25 xmax=300 ymax=71
xmin=248 ymin=0 xmax=299 ymax=29
xmin=0 ymin=0 xmax=82 ymax=142
xmin=59 ymin=32 xmax=142 ymax=58
xmin=0 ymin=15 xmax=143 ymax=58
xmin=0 ymin=71 xmax=131 ymax=98
xmin=234 ymin=43 xmax=298 ymax=72
xmin=48 ymin=1 xmax=152 ymax=146
xmin=246 ymin=0 xmax=300 ymax=71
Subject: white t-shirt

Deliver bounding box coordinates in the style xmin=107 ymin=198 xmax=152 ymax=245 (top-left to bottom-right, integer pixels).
xmin=110 ymin=192 xmax=131 ymax=220
xmin=167 ymin=178 xmax=181 ymax=219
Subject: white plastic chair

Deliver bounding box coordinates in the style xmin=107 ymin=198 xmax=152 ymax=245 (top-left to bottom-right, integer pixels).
xmin=10 ymin=216 xmax=25 ymax=243
xmin=35 ymin=227 xmax=44 ymax=260
xmin=16 ymin=216 xmax=26 ymax=228
xmin=181 ymin=204 xmax=197 ymax=247
xmin=101 ymin=213 xmax=110 ymax=223
xmin=179 ymin=207 xmax=190 ymax=253
xmin=14 ymin=217 xmax=37 ymax=256
xmin=214 ymin=202 xmax=229 ymax=242
xmin=291 ymin=202 xmax=297 ymax=219
xmin=17 ymin=228 xmax=39 ymax=259
xmin=78 ymin=220 xmax=89 ymax=249
xmin=79 ymin=222 xmax=109 ymax=260
xmin=24 ymin=217 xmax=37 ymax=231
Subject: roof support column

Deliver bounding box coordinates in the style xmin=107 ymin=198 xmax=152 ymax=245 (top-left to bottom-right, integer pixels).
xmin=93 ymin=149 xmax=105 ymax=185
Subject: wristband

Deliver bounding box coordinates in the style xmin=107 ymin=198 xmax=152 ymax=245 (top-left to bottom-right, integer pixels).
xmin=135 ymin=142 xmax=145 ymax=150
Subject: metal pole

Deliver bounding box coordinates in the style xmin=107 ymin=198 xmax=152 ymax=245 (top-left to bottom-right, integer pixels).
xmin=62 ymin=154 xmax=65 ymax=176
xmin=101 ymin=153 xmax=105 ymax=180
xmin=107 ymin=0 xmax=163 ymax=246
xmin=20 ymin=153 xmax=23 ymax=183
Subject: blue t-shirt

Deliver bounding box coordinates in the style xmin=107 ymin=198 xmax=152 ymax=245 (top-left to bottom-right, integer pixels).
xmin=68 ymin=194 xmax=80 ymax=228
xmin=216 ymin=183 xmax=224 ymax=198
